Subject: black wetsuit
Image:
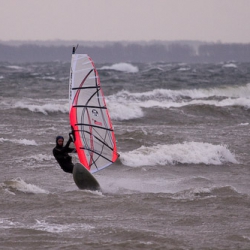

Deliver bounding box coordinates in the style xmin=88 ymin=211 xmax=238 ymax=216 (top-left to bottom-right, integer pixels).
xmin=53 ymin=137 xmax=75 ymax=173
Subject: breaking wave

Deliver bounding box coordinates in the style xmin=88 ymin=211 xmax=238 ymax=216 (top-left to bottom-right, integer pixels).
xmin=1 ymin=178 xmax=48 ymax=194
xmin=99 ymin=62 xmax=139 ymax=73
xmin=0 ymin=137 xmax=38 ymax=146
xmin=120 ymin=142 xmax=238 ymax=167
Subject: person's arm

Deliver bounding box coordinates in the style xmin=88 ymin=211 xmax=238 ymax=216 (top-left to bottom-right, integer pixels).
xmin=64 ymin=136 xmax=76 ymax=153
xmin=58 ymin=136 xmax=73 ymax=154
xmin=64 ymin=137 xmax=72 ymax=149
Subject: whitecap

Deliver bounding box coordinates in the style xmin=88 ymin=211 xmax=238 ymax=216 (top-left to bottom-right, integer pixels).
xmin=40 ymin=76 xmax=56 ymax=80
xmin=3 ymin=178 xmax=49 ymax=194
xmin=0 ymin=137 xmax=38 ymax=146
xmin=32 ymin=220 xmax=94 ymax=233
xmin=239 ymin=123 xmax=249 ymax=126
xmin=14 ymin=99 xmax=69 ymax=115
xmin=0 ymin=218 xmax=93 ymax=233
xmin=100 ymin=63 xmax=139 ymax=73
xmin=120 ymin=142 xmax=238 ymax=167
xmin=26 ymin=154 xmax=54 ymax=162
xmin=107 ymin=85 xmax=250 ymax=114
xmin=223 ymin=63 xmax=237 ymax=68
xmin=172 ymin=187 xmax=215 ymax=201
xmin=6 ymin=65 xmax=24 ymax=70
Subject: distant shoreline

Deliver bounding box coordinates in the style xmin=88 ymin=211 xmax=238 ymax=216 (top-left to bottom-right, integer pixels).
xmin=1 ymin=40 xmax=250 ymax=63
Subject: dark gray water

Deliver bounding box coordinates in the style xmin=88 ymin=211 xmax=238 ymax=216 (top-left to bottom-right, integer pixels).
xmin=1 ymin=61 xmax=250 ymax=249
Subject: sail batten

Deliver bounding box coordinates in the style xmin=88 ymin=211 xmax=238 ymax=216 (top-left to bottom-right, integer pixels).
xmin=75 ymin=123 xmax=113 ymax=130
xmin=73 ymin=105 xmax=106 ymax=109
xmin=80 ymin=147 xmax=114 ymax=162
xmin=69 ymin=53 xmax=119 ymax=172
xmin=72 ymin=86 xmax=100 ymax=90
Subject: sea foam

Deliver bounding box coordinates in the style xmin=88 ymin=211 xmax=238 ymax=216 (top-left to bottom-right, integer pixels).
xmin=2 ymin=178 xmax=48 ymax=194
xmin=0 ymin=97 xmax=69 ymax=115
xmin=14 ymin=100 xmax=68 ymax=115
xmin=32 ymin=220 xmax=94 ymax=233
xmin=120 ymin=142 xmax=238 ymax=167
xmin=112 ymin=83 xmax=250 ymax=100
xmin=100 ymin=62 xmax=139 ymax=73
xmin=106 ymin=84 xmax=250 ymax=120
xmin=0 ymin=137 xmax=38 ymax=146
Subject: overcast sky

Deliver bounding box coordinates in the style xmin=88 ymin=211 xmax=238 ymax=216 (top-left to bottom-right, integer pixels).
xmin=1 ymin=0 xmax=250 ymax=43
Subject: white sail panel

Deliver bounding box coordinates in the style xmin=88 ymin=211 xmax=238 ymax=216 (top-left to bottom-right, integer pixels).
xmin=69 ymin=53 xmax=119 ymax=172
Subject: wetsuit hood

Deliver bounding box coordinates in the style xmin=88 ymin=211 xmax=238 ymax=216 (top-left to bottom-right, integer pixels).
xmin=56 ymin=135 xmax=64 ymax=147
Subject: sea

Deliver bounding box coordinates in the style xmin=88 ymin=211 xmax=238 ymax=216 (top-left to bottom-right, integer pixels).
xmin=1 ymin=59 xmax=250 ymax=250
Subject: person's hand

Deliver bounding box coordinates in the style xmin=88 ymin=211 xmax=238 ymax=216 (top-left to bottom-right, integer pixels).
xmin=69 ymin=133 xmax=73 ymax=142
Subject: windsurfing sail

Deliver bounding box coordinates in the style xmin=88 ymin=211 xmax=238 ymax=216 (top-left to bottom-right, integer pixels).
xmin=69 ymin=48 xmax=119 ymax=173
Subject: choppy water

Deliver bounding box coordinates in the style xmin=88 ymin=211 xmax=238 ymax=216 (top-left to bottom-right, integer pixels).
xmin=1 ymin=60 xmax=250 ymax=249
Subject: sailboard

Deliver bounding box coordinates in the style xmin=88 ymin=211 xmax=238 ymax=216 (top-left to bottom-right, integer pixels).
xmin=73 ymin=163 xmax=101 ymax=191
xmin=69 ymin=47 xmax=119 ymax=190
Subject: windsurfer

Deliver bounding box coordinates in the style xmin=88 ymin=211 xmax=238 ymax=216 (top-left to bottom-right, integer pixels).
xmin=53 ymin=134 xmax=76 ymax=174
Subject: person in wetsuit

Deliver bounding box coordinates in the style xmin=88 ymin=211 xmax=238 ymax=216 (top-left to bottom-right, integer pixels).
xmin=53 ymin=135 xmax=76 ymax=174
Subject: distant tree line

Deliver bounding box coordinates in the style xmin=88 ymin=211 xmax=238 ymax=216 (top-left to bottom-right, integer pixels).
xmin=198 ymin=43 xmax=250 ymax=62
xmin=0 ymin=42 xmax=250 ymax=63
